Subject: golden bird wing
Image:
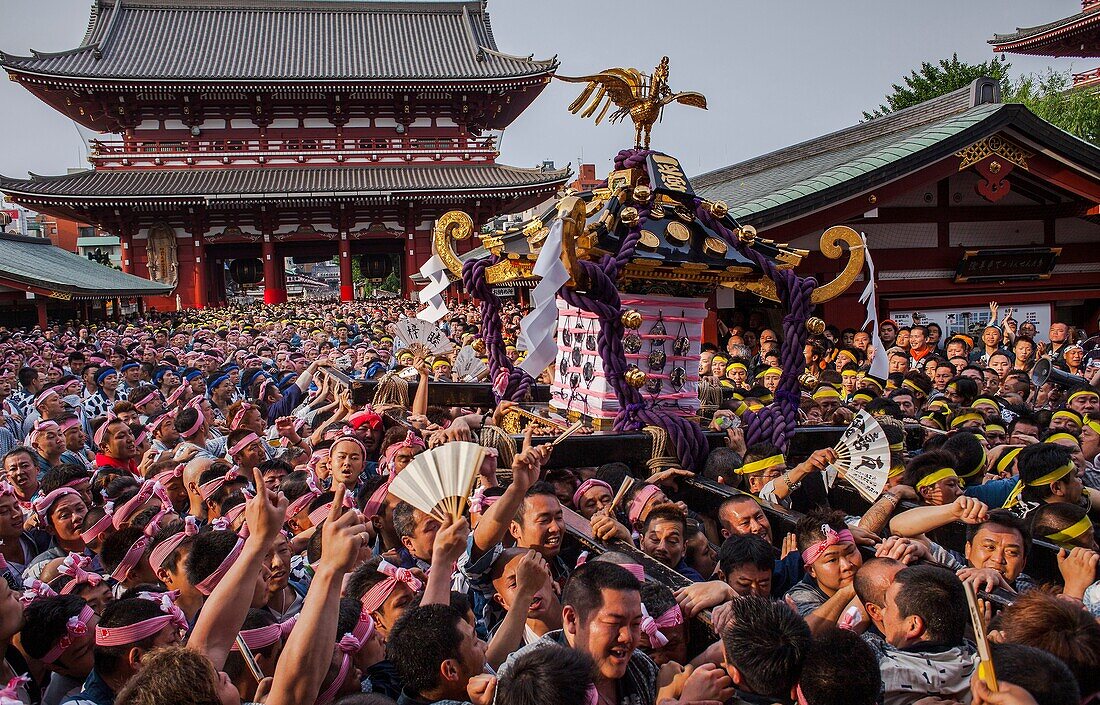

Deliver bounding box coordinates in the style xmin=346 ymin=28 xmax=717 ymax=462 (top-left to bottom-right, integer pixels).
xmin=667 ymin=91 xmax=708 ymax=110
xmin=556 ymin=69 xmax=644 ymax=123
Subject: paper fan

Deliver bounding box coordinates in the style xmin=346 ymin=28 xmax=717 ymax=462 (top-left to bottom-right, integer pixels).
xmin=452 ymin=345 xmax=488 ymax=382
xmin=826 ymin=410 xmax=891 ymax=502
xmin=387 ymin=441 xmax=485 ymax=522
xmin=392 ymin=317 xmax=454 ymax=356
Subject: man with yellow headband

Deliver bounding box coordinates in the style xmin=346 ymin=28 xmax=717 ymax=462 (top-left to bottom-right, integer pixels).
xmin=430 ymin=357 xmax=453 ymax=382
xmin=1049 ymin=408 xmax=1084 ymax=434
xmin=724 ymin=362 xmax=748 ymax=390
xmin=760 ymin=367 xmax=782 ymax=394
xmin=1028 ymin=503 xmax=1096 ymax=551
xmin=1009 ymin=443 xmax=1086 ymax=517
xmin=1067 ymin=388 xmax=1100 ymax=417
xmin=738 ymin=444 xmax=838 ymax=509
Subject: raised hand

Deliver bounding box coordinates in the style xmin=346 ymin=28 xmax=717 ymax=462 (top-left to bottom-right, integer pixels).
xmin=431 ymin=515 xmax=470 ymax=566
xmin=247 ymin=467 xmax=290 ymax=545
xmin=952 ymin=496 xmax=989 ymax=525
xmin=514 ymin=549 xmax=550 ymax=599
xmin=320 ymin=483 xmax=369 ymax=574
xmin=1057 ymin=547 xmax=1099 ymax=600
xmin=590 ymin=512 xmax=631 ymax=542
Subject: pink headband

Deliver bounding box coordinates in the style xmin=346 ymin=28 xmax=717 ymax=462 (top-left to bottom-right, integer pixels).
xmin=331 ymin=435 xmax=367 ymax=461
xmin=34 ymin=386 xmax=61 ymax=408
xmin=0 ymin=676 xmax=29 ymax=705
xmin=28 ymin=419 xmax=60 ymax=447
xmin=42 ymin=605 xmax=95 ymax=664
xmin=639 ymin=604 xmax=683 ymax=648
xmin=111 ymin=480 xmax=160 ymax=530
xmin=148 ymin=411 xmax=176 ymax=434
xmin=21 ymin=579 xmax=58 ymax=605
xmin=32 ymin=487 xmax=81 ymax=526
xmin=317 ymin=610 xmax=375 ymax=705
xmin=360 ymin=560 xmax=423 ymax=614
xmin=228 ymin=432 xmax=260 ymax=457
xmin=180 ymin=408 xmax=204 ymax=438
xmin=95 ymin=591 xmax=187 ymax=646
xmin=224 ymin=502 xmax=248 ymax=526
xmin=230 ymin=402 xmax=254 ymax=430
xmin=469 ymin=488 xmax=500 ymax=514
xmin=361 ymin=477 xmax=392 ymax=518
xmin=620 ymin=563 xmax=646 ymax=582
xmin=258 ymin=378 xmax=274 ymax=400
xmin=285 ymin=474 xmax=322 ymax=520
xmin=134 ymin=391 xmax=159 ymax=409
xmin=627 ymin=485 xmax=663 ymax=526
xmin=232 ymin=614 xmax=298 ymax=652
xmin=802 ymin=524 xmax=855 ymax=567
xmin=58 ymin=417 xmax=82 ymax=433
xmin=80 ymin=507 xmax=114 ymax=543
xmin=307 ymin=492 xmax=355 ymax=528
xmin=58 ymin=553 xmax=104 ymax=595
xmin=194 ymin=538 xmax=245 ymax=596
xmin=382 ymin=431 xmax=425 ymax=475
xmin=93 ymin=415 xmax=116 ymax=448
xmin=307 ymin=450 xmax=330 ymax=472
xmin=164 ymin=384 xmax=188 ymax=408
xmin=110 ymin=535 xmax=150 ymax=582
xmin=152 ymin=463 xmax=184 ymax=486
xmin=148 ymin=516 xmax=199 ymax=571
xmin=572 ymin=479 xmax=613 ymax=509
xmin=199 ymin=466 xmax=244 ymax=501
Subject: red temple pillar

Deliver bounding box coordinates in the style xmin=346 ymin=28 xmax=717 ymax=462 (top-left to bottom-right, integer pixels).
xmin=339 ymin=234 xmax=354 ymax=301
xmin=35 ymin=299 xmax=47 ymax=329
xmin=262 ymin=238 xmax=279 ymax=304
xmin=193 ymin=235 xmax=208 ymax=309
xmin=118 ymin=226 xmax=134 ymax=274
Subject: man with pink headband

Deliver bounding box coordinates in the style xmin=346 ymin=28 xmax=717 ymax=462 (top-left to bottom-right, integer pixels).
xmin=91 ymin=418 xmax=139 ymax=477
xmin=784 ymin=510 xmax=863 ymax=634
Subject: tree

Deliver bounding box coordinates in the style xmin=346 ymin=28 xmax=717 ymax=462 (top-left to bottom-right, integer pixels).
xmin=1005 ymin=70 xmax=1100 ymax=146
xmin=863 ymin=53 xmax=1012 ymax=120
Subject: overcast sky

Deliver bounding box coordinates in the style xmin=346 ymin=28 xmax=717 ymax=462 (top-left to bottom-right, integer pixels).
xmin=0 ymin=0 xmax=1075 ymax=181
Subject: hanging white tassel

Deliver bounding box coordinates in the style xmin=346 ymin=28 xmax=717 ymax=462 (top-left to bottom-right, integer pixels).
xmin=517 ymin=218 xmax=569 ymax=377
xmin=416 ymin=255 xmax=450 ymax=323
xmin=858 ymin=232 xmax=890 ymax=379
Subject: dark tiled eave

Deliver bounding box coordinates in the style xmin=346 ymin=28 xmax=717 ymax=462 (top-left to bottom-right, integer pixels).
xmin=0 ymin=164 xmax=570 ymax=206
xmin=990 ymin=6 xmax=1100 ymax=55
xmin=1 ymin=0 xmax=557 ymax=83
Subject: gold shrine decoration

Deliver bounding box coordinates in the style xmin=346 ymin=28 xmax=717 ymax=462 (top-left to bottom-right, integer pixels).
xmin=810 ymin=226 xmax=865 ymax=303
xmin=433 ymin=210 xmax=535 ymax=285
xmin=955 ymin=135 xmax=1033 ymax=171
xmin=556 ymin=56 xmax=707 ymax=149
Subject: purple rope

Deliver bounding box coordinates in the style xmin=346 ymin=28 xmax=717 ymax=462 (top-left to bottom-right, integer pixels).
xmin=461 ymin=256 xmax=534 ymax=403
xmin=695 ymin=205 xmax=817 ymax=452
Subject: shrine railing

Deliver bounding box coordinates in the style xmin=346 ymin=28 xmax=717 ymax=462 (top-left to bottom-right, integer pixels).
xmin=88 ymin=135 xmax=498 ymax=167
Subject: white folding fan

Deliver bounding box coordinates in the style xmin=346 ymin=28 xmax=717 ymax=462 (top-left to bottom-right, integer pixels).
xmin=387 ymin=441 xmax=485 ymax=522
xmin=452 ymin=345 xmax=488 ymax=382
xmin=823 ymin=410 xmax=892 ymax=502
xmin=391 ymin=317 xmax=454 ymax=357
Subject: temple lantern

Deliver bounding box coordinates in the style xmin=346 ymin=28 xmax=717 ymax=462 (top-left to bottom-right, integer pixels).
xmin=360 ymin=253 xmax=393 ymax=281
xmin=229 ymin=258 xmax=264 ymax=286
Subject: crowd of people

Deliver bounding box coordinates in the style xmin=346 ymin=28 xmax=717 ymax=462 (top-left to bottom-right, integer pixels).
xmin=0 ymin=295 xmax=1095 ymax=705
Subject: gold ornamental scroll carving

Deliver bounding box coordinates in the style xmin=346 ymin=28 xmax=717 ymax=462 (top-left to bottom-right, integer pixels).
xmin=955 ymin=135 xmax=1033 ymax=171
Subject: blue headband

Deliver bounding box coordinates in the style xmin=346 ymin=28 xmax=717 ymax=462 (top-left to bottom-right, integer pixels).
xmin=95 ymin=368 xmax=117 ymax=385
xmin=183 ymin=369 xmax=203 ymax=381
xmin=207 ymin=373 xmax=231 ymax=392
xmin=120 ymin=361 xmax=140 ymax=372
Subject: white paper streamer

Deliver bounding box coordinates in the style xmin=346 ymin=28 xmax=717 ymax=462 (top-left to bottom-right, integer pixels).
xmin=517 ymin=218 xmax=569 ymax=377
xmin=857 ymin=232 xmax=890 ymax=379
xmin=416 ymin=254 xmax=450 ymax=323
